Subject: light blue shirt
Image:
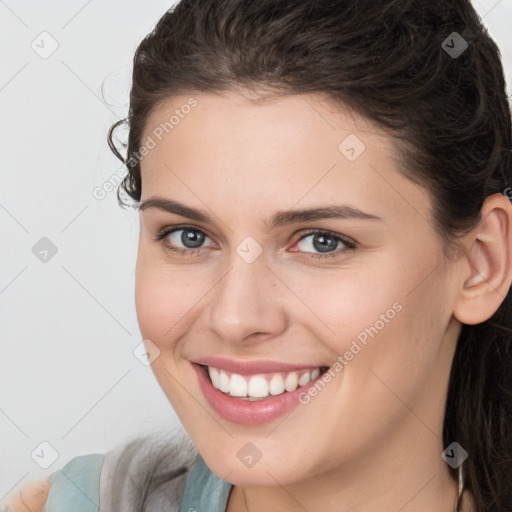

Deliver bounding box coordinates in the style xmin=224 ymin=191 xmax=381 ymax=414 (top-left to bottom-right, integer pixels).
xmin=178 ymin=455 xmax=233 ymax=512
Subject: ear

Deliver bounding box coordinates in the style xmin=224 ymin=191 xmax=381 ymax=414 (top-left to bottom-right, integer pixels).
xmin=453 ymin=193 xmax=512 ymax=325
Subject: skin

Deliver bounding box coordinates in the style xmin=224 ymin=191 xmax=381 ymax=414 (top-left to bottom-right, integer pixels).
xmin=3 ymin=478 xmax=51 ymax=511
xmin=132 ymin=90 xmax=511 ymax=512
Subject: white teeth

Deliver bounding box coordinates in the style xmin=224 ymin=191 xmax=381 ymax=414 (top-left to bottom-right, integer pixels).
xmin=268 ymin=374 xmax=285 ymax=395
xmin=208 ymin=367 xmax=220 ymax=388
xmin=284 ymin=372 xmax=299 ymax=392
xmin=206 ymin=366 xmax=323 ymax=398
xmin=219 ymin=371 xmax=230 ymax=393
xmin=229 ymin=374 xmax=248 ymax=397
xmin=298 ymin=371 xmax=311 ymax=387
xmin=247 ymin=376 xmax=269 ymax=398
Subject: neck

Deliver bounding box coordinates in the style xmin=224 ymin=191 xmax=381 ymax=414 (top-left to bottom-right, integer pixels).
xmin=226 ymin=420 xmax=468 ymax=512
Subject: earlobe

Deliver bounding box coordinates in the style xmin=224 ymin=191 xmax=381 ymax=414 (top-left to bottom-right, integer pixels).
xmin=453 ymin=193 xmax=512 ymax=325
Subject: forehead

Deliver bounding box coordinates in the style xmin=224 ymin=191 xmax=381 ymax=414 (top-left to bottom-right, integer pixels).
xmin=138 ymin=90 xmax=431 ymax=229
xmin=142 ymin=90 xmax=386 ymax=149
xmin=141 ymin=91 xmax=395 ymax=180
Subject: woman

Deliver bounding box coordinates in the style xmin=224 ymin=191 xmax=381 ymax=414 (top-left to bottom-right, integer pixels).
xmin=4 ymin=0 xmax=512 ymax=511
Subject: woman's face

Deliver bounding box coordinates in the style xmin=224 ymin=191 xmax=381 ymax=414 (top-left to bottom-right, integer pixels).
xmin=135 ymin=90 xmax=462 ymax=487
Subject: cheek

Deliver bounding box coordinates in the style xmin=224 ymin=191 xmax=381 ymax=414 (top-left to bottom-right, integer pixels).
xmin=296 ymin=251 xmax=449 ymax=381
xmin=134 ymin=255 xmax=206 ymax=414
xmin=134 ymin=254 xmax=209 ymax=350
xmin=278 ymin=261 xmax=404 ymax=355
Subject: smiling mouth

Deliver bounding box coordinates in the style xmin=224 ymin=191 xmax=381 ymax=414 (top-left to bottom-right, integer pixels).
xmin=199 ymin=364 xmax=329 ymax=401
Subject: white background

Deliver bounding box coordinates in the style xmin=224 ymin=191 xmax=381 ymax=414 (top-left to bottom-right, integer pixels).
xmin=1 ymin=0 xmax=511 ymax=499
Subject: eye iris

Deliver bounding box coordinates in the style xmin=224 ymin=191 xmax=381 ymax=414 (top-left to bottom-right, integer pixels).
xmin=313 ymin=234 xmax=338 ymax=253
xmin=182 ymin=229 xmax=205 ymax=249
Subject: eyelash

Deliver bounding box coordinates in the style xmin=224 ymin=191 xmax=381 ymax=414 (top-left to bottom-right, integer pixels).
xmin=153 ymin=225 xmax=357 ymax=259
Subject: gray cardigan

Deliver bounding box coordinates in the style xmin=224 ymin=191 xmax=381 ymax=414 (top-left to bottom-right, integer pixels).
xmin=100 ymin=432 xmax=199 ymax=512
xmin=39 ymin=431 xmax=234 ymax=512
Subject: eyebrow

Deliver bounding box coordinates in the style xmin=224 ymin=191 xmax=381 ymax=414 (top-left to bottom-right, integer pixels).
xmin=138 ymin=196 xmax=382 ymax=229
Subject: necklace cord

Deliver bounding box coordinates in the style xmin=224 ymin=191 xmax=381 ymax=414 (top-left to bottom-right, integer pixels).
xmin=454 ymin=462 xmax=465 ymax=512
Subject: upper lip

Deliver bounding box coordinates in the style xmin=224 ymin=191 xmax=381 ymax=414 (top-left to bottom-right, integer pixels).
xmin=191 ymin=356 xmax=325 ymax=375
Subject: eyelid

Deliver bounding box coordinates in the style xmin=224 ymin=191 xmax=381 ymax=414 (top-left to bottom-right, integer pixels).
xmin=295 ymin=229 xmax=356 ymax=247
xmin=157 ymin=224 xmax=210 ymax=237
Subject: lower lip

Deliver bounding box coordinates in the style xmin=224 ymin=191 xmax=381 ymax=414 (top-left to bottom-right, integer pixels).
xmin=192 ymin=363 xmax=324 ymax=425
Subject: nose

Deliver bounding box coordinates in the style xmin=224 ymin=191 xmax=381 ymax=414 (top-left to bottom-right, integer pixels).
xmin=207 ymin=251 xmax=288 ymax=346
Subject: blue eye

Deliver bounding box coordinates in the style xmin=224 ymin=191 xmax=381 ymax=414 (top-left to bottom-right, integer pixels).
xmin=293 ymin=230 xmax=356 ymax=259
xmin=156 ymin=226 xmax=214 ymax=255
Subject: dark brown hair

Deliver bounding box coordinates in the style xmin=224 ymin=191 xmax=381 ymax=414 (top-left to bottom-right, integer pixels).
xmin=108 ymin=1 xmax=512 ymax=510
